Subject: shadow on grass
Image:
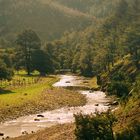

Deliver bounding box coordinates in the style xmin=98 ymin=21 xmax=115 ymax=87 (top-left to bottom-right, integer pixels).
xmin=17 ymin=74 xmax=56 ymax=78
xmin=0 ymin=89 xmax=15 ymax=95
xmin=17 ymin=74 xmax=39 ymax=77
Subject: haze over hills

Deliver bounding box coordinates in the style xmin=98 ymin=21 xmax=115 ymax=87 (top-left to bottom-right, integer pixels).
xmin=40 ymin=0 xmax=94 ymax=19
xmin=0 ymin=0 xmax=135 ymax=45
xmin=0 ymin=0 xmax=122 ymax=44
xmin=0 ymin=0 xmax=93 ymax=42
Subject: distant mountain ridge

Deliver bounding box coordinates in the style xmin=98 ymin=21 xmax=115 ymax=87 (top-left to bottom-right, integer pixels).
xmin=0 ymin=0 xmax=126 ymax=44
xmin=40 ymin=0 xmax=94 ymax=19
xmin=0 ymin=0 xmax=92 ymax=42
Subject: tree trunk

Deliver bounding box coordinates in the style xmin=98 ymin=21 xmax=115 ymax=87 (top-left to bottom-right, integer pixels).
xmin=40 ymin=72 xmax=46 ymax=76
xmin=26 ymin=47 xmax=31 ymax=75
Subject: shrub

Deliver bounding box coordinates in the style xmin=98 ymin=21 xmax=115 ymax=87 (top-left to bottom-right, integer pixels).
xmin=74 ymin=111 xmax=116 ymax=140
xmin=0 ymin=60 xmax=14 ymax=80
xmin=116 ymin=121 xmax=140 ymax=140
xmin=107 ymin=81 xmax=129 ymax=97
xmin=111 ymin=71 xmax=126 ymax=81
xmin=107 ymin=71 xmax=131 ymax=98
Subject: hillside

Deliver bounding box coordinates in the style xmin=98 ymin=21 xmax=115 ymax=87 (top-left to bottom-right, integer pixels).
xmin=0 ymin=0 xmax=124 ymax=47
xmin=0 ymin=0 xmax=92 ymax=43
xmin=52 ymin=0 xmax=119 ymax=18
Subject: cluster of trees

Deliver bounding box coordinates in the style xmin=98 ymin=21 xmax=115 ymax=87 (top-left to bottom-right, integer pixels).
xmin=1 ymin=0 xmax=139 ymax=79
xmin=72 ymin=1 xmax=140 ymax=139
xmin=15 ymin=30 xmax=55 ymax=76
xmin=0 ymin=49 xmax=14 ymax=80
xmin=45 ymin=0 xmax=140 ymax=77
xmin=0 ymin=30 xmax=56 ymax=80
xmin=107 ymin=71 xmax=131 ymax=98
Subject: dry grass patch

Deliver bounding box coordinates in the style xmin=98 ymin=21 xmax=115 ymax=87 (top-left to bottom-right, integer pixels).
xmin=10 ymin=123 xmax=75 ymax=140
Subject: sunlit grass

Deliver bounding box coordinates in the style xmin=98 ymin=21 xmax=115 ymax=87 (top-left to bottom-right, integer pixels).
xmin=0 ymin=76 xmax=58 ymax=109
xmin=88 ymin=77 xmax=99 ymax=89
xmin=0 ymin=73 xmax=86 ymax=122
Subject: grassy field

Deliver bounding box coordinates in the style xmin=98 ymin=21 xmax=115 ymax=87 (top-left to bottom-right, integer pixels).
xmin=0 ymin=76 xmax=57 ymax=109
xmin=0 ymin=73 xmax=86 ymax=122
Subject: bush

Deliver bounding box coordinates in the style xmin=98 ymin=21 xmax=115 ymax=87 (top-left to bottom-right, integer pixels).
xmin=111 ymin=71 xmax=126 ymax=81
xmin=0 ymin=60 xmax=13 ymax=80
xmin=107 ymin=81 xmax=129 ymax=97
xmin=107 ymin=71 xmax=131 ymax=98
xmin=74 ymin=111 xmax=116 ymax=140
xmin=116 ymin=121 xmax=140 ymax=140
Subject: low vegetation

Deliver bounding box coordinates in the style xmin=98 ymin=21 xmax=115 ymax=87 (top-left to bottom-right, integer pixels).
xmin=74 ymin=111 xmax=115 ymax=140
xmin=113 ymin=74 xmax=140 ymax=139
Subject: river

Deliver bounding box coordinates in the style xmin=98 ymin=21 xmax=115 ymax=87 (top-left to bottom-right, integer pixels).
xmin=0 ymin=75 xmax=111 ymax=139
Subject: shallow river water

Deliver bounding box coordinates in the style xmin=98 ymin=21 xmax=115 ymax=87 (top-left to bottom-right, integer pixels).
xmin=0 ymin=75 xmax=111 ymax=139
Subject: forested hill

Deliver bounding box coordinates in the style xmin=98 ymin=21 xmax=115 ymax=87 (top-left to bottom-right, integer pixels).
xmin=43 ymin=0 xmax=139 ymax=76
xmin=0 ymin=0 xmax=92 ymax=43
xmin=51 ymin=0 xmax=119 ymax=17
xmin=0 ymin=0 xmax=124 ymax=48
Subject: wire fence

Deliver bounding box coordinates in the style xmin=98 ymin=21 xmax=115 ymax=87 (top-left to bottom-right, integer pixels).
xmin=0 ymin=77 xmax=42 ymax=89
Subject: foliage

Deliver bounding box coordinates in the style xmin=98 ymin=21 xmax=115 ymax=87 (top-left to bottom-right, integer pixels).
xmin=41 ymin=0 xmax=139 ymax=77
xmin=111 ymin=71 xmax=127 ymax=81
xmin=107 ymin=71 xmax=131 ymax=97
xmin=74 ymin=111 xmax=116 ymax=140
xmin=107 ymin=81 xmax=130 ymax=97
xmin=16 ymin=29 xmax=41 ymax=75
xmin=124 ymin=23 xmax=140 ymax=69
xmin=1 ymin=0 xmax=139 ymax=78
xmin=0 ymin=59 xmax=13 ymax=80
xmin=116 ymin=121 xmax=140 ymax=140
xmin=32 ymin=49 xmax=49 ymax=76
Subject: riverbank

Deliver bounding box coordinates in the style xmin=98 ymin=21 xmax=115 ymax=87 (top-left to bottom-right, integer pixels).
xmin=0 ymin=75 xmax=111 ymax=140
xmin=10 ymin=123 xmax=75 ymax=140
xmin=0 ymin=76 xmax=86 ymax=123
xmin=99 ymin=56 xmax=140 ymax=139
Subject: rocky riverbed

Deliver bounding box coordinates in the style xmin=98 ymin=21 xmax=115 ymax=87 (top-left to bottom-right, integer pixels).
xmin=0 ymin=75 xmax=112 ymax=139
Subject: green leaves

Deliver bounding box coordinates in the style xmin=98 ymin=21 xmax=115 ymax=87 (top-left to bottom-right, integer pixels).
xmin=0 ymin=59 xmax=13 ymax=80
xmin=107 ymin=71 xmax=131 ymax=98
xmin=16 ymin=30 xmax=41 ymax=75
xmin=74 ymin=111 xmax=116 ymax=140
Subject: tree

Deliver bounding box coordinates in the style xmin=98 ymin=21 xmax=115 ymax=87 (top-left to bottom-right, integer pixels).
xmin=43 ymin=43 xmax=56 ymax=73
xmin=79 ymin=45 xmax=94 ymax=77
xmin=13 ymin=47 xmax=25 ymax=71
xmin=125 ymin=24 xmax=140 ymax=69
xmin=107 ymin=71 xmax=131 ymax=98
xmin=16 ymin=29 xmax=41 ymax=75
xmin=0 ymin=59 xmax=13 ymax=80
xmin=32 ymin=49 xmax=53 ymax=76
